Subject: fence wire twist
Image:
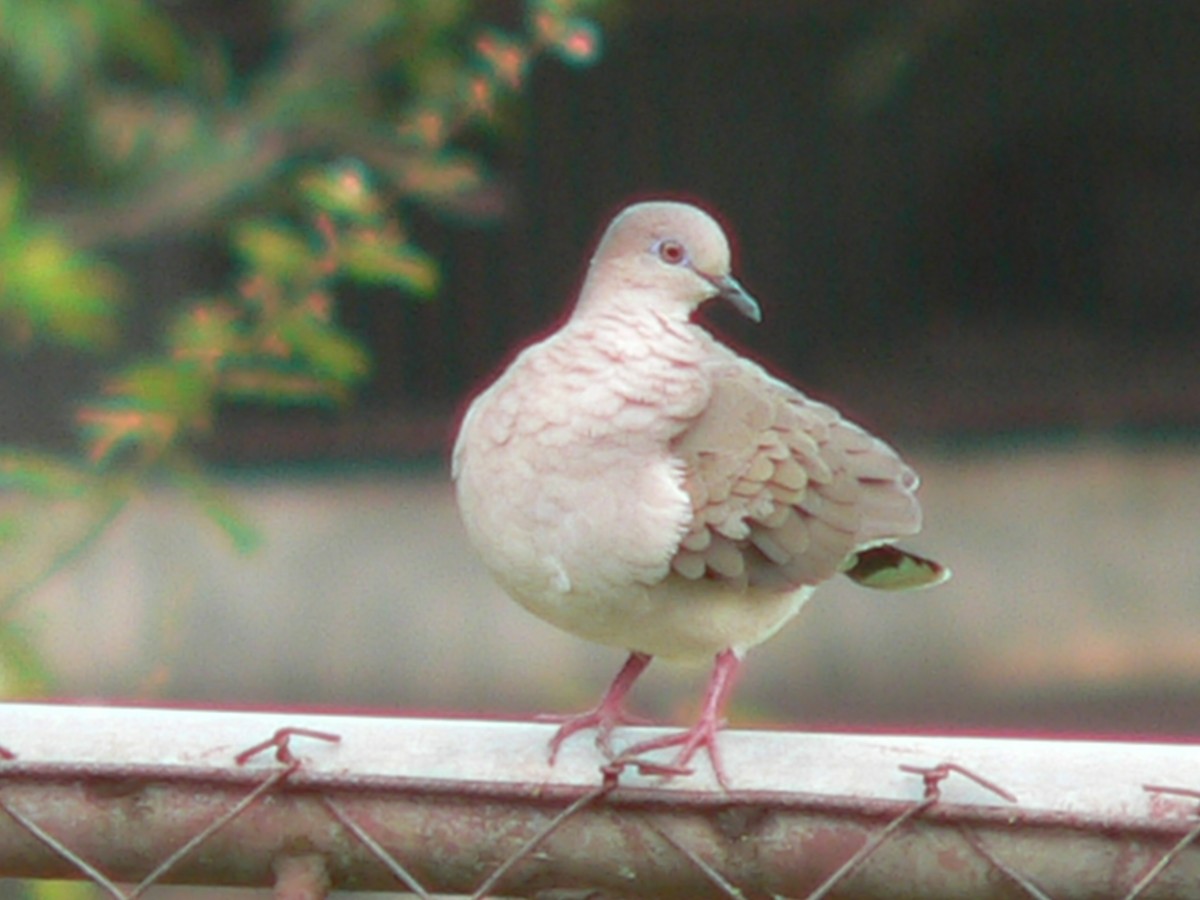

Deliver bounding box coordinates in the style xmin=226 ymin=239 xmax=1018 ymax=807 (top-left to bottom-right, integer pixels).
xmin=0 ymin=704 xmax=1196 ymax=898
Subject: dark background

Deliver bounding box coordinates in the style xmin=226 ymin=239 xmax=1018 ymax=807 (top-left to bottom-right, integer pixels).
xmin=10 ymin=1 xmax=1198 ymax=460
xmin=274 ymin=0 xmax=1200 ymax=460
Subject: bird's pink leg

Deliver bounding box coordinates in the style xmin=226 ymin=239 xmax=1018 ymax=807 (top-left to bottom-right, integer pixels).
xmin=614 ymin=648 xmax=742 ymax=788
xmin=546 ymin=651 xmax=653 ymax=763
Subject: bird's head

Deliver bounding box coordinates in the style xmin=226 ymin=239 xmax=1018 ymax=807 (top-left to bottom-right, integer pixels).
xmin=577 ymin=201 xmax=761 ymax=323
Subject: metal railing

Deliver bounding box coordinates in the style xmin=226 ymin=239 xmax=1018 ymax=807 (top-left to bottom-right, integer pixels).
xmin=0 ymin=703 xmax=1196 ymax=897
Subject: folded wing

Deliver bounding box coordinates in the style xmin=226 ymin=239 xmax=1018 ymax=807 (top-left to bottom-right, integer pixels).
xmin=668 ymin=354 xmax=922 ymax=592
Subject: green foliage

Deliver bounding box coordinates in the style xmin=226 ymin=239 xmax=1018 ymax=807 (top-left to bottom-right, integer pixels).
xmin=0 ymin=0 xmax=188 ymax=99
xmin=0 ymin=171 xmax=122 ymax=349
xmin=0 ymin=450 xmax=92 ymax=498
xmin=0 ymin=621 xmax=55 ymax=696
xmin=0 ymin=0 xmax=612 ymax=696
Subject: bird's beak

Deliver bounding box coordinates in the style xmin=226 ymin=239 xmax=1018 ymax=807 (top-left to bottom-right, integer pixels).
xmin=708 ymin=273 xmax=762 ymax=323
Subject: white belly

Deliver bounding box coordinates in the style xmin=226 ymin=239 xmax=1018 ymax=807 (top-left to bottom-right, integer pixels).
xmin=501 ymin=573 xmax=816 ymax=661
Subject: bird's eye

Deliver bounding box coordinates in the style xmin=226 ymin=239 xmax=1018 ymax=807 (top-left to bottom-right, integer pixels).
xmin=656 ymin=239 xmax=687 ymax=266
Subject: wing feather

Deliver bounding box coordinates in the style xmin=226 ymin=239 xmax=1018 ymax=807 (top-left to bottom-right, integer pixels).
xmin=669 ymin=354 xmax=922 ymax=590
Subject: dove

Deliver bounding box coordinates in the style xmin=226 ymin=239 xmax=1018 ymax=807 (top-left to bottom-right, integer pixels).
xmin=452 ymin=200 xmax=947 ymax=786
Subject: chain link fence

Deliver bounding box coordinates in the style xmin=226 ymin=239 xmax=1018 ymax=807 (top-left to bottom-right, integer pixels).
xmin=0 ymin=703 xmax=1197 ymax=897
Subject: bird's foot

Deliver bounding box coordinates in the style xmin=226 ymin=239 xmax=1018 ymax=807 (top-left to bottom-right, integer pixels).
xmin=541 ymin=651 xmax=655 ymax=764
xmin=612 ymin=714 xmax=730 ymax=789
xmin=543 ymin=703 xmax=652 ymax=763
xmin=610 ymin=648 xmax=743 ymax=789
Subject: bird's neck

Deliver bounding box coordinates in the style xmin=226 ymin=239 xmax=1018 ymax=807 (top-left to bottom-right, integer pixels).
xmin=563 ymin=298 xmax=716 ymax=378
xmin=575 ymin=269 xmax=699 ymax=330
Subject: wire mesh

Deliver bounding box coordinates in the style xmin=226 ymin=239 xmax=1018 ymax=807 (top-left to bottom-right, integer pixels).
xmin=0 ymin=702 xmax=1196 ymax=897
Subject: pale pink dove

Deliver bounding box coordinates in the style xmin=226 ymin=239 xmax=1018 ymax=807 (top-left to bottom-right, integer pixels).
xmin=452 ymin=200 xmax=948 ymax=786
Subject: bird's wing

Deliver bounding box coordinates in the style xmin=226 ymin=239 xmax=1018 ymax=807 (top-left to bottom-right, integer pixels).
xmin=668 ymin=353 xmax=923 ymax=591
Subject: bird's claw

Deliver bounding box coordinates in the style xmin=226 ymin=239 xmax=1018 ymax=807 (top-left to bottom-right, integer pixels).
xmin=611 ymin=718 xmax=730 ymax=789
xmin=545 ymin=705 xmax=651 ymax=763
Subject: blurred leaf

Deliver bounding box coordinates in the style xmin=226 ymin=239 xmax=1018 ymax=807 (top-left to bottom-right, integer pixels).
xmin=233 ymin=220 xmax=318 ymax=286
xmin=0 ymin=481 xmax=131 ymax=620
xmin=531 ymin=5 xmax=603 ymax=67
xmin=0 ymin=174 xmax=19 ymax=229
xmin=396 ymin=102 xmax=452 ymax=150
xmin=398 ymin=150 xmax=485 ymax=201
xmin=276 ymin=311 xmax=371 ymax=385
xmin=106 ymin=362 xmax=212 ymax=418
xmin=0 ymin=451 xmax=90 ymax=497
xmin=0 ymin=232 xmax=123 ymax=348
xmin=0 ymin=0 xmax=99 ymax=98
xmin=549 ymin=17 xmax=603 ymax=66
xmin=167 ymin=301 xmax=244 ymax=367
xmin=101 ymin=0 xmax=193 ymax=84
xmin=168 ymin=465 xmax=262 ymax=555
xmin=0 ymin=620 xmax=54 ymax=696
xmin=300 ymin=160 xmax=385 ymax=222
xmin=78 ymin=406 xmax=173 ymax=465
xmin=340 ymin=233 xmax=440 ymax=296
xmin=0 ymin=516 xmax=21 ymax=546
xmin=91 ymin=91 xmax=203 ymax=172
xmin=80 ymin=362 xmax=213 ymax=464
xmin=475 ymin=28 xmax=529 ymax=89
xmin=0 ymin=0 xmax=186 ymax=100
xmin=220 ymin=359 xmax=349 ymax=406
xmin=0 ymin=171 xmax=123 ymax=349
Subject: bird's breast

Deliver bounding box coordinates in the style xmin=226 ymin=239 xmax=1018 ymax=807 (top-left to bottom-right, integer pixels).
xmin=453 ymin=325 xmax=713 ymax=623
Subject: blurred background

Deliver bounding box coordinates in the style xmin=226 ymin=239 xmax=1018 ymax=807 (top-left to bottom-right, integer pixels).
xmin=1 ymin=0 xmax=1198 ymax=742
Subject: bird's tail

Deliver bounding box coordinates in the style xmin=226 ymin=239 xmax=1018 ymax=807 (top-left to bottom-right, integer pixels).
xmin=842 ymin=544 xmax=951 ymax=591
